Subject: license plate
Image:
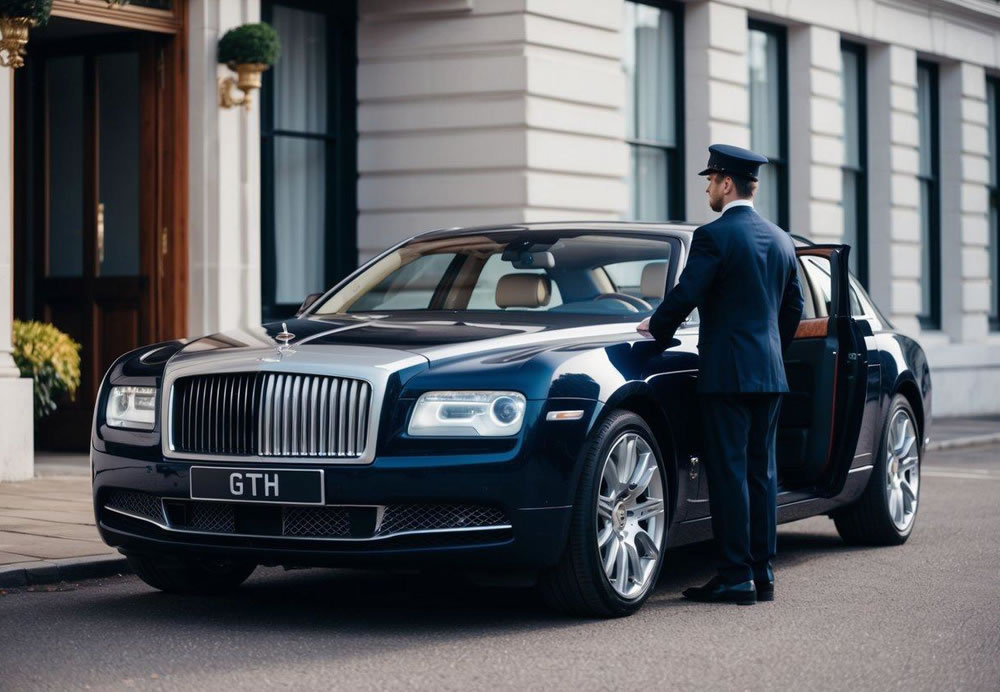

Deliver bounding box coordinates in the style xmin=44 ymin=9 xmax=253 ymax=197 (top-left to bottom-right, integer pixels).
xmin=190 ymin=466 xmax=325 ymax=505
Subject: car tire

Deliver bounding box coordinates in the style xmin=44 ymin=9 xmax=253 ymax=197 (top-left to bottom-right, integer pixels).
xmin=833 ymin=394 xmax=921 ymax=546
xmin=127 ymin=554 xmax=256 ymax=594
xmin=539 ymin=410 xmax=669 ymax=618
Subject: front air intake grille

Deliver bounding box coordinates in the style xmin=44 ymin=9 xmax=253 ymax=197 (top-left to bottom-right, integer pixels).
xmin=377 ymin=504 xmax=509 ymax=535
xmin=105 ymin=490 xmax=163 ymax=523
xmin=171 ymin=373 xmax=372 ymax=458
xmin=282 ymin=506 xmax=351 ymax=538
xmin=189 ymin=502 xmax=236 ymax=533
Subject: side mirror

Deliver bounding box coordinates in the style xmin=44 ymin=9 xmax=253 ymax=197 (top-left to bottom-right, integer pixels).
xmin=296 ymin=292 xmax=323 ymax=315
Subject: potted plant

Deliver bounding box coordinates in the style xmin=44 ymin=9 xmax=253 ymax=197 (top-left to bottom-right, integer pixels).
xmin=11 ymin=320 xmax=81 ymax=420
xmin=0 ymin=0 xmax=51 ymax=69
xmin=217 ymin=22 xmax=281 ymax=110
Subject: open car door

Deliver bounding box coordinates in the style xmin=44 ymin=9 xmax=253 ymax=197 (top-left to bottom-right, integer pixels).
xmin=777 ymin=245 xmax=868 ymax=494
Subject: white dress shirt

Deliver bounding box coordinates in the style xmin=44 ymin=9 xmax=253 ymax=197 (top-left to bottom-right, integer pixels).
xmin=721 ymin=199 xmax=754 ymax=214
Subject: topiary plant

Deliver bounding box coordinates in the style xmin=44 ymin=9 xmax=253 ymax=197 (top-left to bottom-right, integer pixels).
xmin=0 ymin=0 xmax=52 ymax=24
xmin=217 ymin=22 xmax=280 ymax=66
xmin=11 ymin=320 xmax=81 ymax=420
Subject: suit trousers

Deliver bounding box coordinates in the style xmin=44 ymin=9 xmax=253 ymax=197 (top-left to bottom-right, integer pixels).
xmin=699 ymin=393 xmax=782 ymax=584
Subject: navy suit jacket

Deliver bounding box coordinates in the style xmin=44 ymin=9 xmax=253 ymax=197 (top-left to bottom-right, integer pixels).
xmin=648 ymin=205 xmax=804 ymax=393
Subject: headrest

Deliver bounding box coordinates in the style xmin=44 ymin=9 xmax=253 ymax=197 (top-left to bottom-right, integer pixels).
xmin=640 ymin=262 xmax=667 ymax=299
xmin=495 ymin=273 xmax=551 ymax=308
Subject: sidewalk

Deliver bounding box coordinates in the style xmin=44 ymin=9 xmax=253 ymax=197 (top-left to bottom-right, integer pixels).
xmin=1 ymin=415 xmax=997 ymax=588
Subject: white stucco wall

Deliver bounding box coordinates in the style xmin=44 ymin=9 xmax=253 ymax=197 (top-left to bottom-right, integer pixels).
xmin=355 ymin=0 xmax=628 ymax=264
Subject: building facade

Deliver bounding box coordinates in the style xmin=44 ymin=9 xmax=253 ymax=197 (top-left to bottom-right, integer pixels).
xmin=2 ymin=0 xmax=1000 ymax=478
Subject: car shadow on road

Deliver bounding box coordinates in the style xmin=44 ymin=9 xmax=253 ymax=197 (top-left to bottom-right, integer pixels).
xmin=74 ymin=528 xmax=872 ymax=629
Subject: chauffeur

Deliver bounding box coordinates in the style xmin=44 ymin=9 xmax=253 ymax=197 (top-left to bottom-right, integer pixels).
xmin=637 ymin=144 xmax=804 ymax=605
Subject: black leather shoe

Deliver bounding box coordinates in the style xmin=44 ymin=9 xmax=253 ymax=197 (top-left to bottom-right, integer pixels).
xmin=682 ymin=576 xmax=756 ymax=605
xmin=754 ymin=577 xmax=774 ymax=602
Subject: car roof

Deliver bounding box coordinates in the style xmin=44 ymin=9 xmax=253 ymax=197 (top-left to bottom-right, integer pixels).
xmin=413 ymin=220 xmax=817 ymax=247
xmin=415 ymin=220 xmax=697 ymax=240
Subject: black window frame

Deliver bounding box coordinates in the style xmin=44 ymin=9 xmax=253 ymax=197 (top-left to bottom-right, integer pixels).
xmin=988 ymin=75 xmax=1000 ymax=331
xmin=917 ymin=60 xmax=941 ymax=330
xmin=841 ymin=40 xmax=869 ymax=288
xmin=623 ymin=0 xmax=685 ymax=221
xmin=260 ymin=0 xmax=357 ymax=321
xmin=747 ymin=19 xmax=789 ymax=230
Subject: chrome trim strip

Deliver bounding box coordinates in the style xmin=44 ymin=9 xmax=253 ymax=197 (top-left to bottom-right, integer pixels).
xmin=848 ymin=464 xmax=875 ymax=473
xmin=103 ymin=504 xmax=512 ymax=542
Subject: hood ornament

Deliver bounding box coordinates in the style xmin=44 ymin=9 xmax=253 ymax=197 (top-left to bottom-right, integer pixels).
xmin=260 ymin=322 xmax=296 ymax=362
xmin=276 ymin=322 xmax=295 ymax=345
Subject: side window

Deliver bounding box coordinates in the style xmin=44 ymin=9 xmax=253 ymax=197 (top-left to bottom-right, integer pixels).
xmin=465 ymin=253 xmax=563 ymax=310
xmin=848 ymin=275 xmax=867 ymax=317
xmin=800 ymin=255 xmax=834 ymax=317
xmin=347 ymin=252 xmax=457 ymax=312
xmin=796 ymin=259 xmax=816 ymax=319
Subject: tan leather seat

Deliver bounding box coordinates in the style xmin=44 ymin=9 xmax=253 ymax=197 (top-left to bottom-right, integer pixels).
xmin=640 ymin=262 xmax=667 ymax=301
xmin=495 ymin=273 xmax=551 ymax=308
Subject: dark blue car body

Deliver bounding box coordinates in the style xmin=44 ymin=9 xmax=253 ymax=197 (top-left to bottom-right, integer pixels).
xmin=91 ymin=223 xmax=932 ymax=575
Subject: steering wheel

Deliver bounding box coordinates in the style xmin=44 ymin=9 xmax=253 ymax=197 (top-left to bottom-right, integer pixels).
xmin=592 ymin=292 xmax=653 ymax=312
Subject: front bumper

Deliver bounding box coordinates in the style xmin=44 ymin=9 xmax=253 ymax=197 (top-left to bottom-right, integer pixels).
xmin=91 ymin=401 xmax=599 ymax=570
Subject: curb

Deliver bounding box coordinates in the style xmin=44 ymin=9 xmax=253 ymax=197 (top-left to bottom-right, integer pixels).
xmin=0 ymin=554 xmax=130 ymax=589
xmin=926 ymin=432 xmax=1000 ymax=453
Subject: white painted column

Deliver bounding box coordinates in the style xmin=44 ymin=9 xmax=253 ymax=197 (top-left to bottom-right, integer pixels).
xmin=683 ymin=0 xmax=749 ymax=224
xmin=885 ymin=46 xmax=922 ymax=337
xmin=0 ymin=68 xmax=34 ymax=482
xmin=940 ymin=62 xmax=991 ymax=343
xmin=356 ymin=0 xmax=626 ymax=264
xmin=188 ymin=0 xmax=262 ymax=335
xmin=787 ymin=25 xmax=843 ymax=243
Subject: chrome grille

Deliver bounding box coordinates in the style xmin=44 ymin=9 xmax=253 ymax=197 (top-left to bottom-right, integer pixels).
xmin=377 ymin=504 xmax=509 ymax=535
xmin=171 ymin=372 xmax=372 ymax=458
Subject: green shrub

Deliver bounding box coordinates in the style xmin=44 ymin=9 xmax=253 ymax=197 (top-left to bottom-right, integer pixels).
xmin=0 ymin=0 xmax=53 ymax=24
xmin=217 ymin=22 xmax=280 ymax=66
xmin=12 ymin=320 xmax=81 ymax=420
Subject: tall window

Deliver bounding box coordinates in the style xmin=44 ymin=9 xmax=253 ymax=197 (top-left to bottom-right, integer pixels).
xmin=917 ymin=61 xmax=941 ymax=329
xmin=988 ymin=77 xmax=1000 ymax=330
xmin=748 ymin=21 xmax=788 ymax=229
xmin=841 ymin=41 xmax=868 ymax=286
xmin=261 ymin=0 xmax=356 ymax=320
xmin=623 ymin=1 xmax=683 ymax=221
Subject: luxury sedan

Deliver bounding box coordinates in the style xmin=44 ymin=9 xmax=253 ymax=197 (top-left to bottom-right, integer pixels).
xmin=92 ymin=222 xmax=931 ymax=617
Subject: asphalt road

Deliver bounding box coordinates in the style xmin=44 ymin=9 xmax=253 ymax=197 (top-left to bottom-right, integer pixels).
xmin=2 ymin=445 xmax=998 ymax=692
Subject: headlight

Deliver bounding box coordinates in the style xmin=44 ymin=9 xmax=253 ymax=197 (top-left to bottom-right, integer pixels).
xmin=105 ymin=386 xmax=157 ymax=430
xmin=408 ymin=391 xmax=527 ymax=437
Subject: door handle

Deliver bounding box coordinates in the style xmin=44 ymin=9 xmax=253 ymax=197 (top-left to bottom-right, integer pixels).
xmin=97 ymin=202 xmax=105 ymax=267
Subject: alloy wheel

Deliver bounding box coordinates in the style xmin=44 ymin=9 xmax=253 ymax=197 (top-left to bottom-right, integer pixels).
xmin=595 ymin=431 xmax=666 ymax=599
xmin=885 ymin=408 xmax=919 ymax=532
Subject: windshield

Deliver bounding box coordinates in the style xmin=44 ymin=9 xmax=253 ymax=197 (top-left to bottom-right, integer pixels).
xmin=312 ymin=230 xmax=679 ymax=318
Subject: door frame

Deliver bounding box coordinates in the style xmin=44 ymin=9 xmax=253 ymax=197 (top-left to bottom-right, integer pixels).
xmin=14 ymin=11 xmax=187 ymax=341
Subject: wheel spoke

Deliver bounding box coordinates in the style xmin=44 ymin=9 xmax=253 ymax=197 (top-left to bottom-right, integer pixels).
xmin=899 ymin=455 xmax=918 ymax=473
xmin=627 ymin=453 xmax=655 ymax=498
xmin=597 ymin=495 xmax=615 ymax=521
xmin=634 ymin=528 xmax=660 ymax=562
xmin=901 ymin=479 xmax=917 ymax=512
xmin=620 ymin=436 xmax=638 ymax=485
xmin=615 ymin=540 xmax=628 ymax=586
xmin=603 ymin=459 xmax=621 ymax=495
xmin=632 ymin=497 xmax=664 ymax=523
xmin=597 ymin=523 xmax=615 ymax=548
xmin=603 ymin=535 xmax=620 ymax=577
xmin=625 ymin=540 xmax=643 ymax=584
xmin=890 ymin=488 xmax=904 ymax=524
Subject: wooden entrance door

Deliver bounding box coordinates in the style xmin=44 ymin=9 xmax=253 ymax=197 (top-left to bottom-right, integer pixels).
xmin=31 ymin=36 xmax=163 ymax=448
